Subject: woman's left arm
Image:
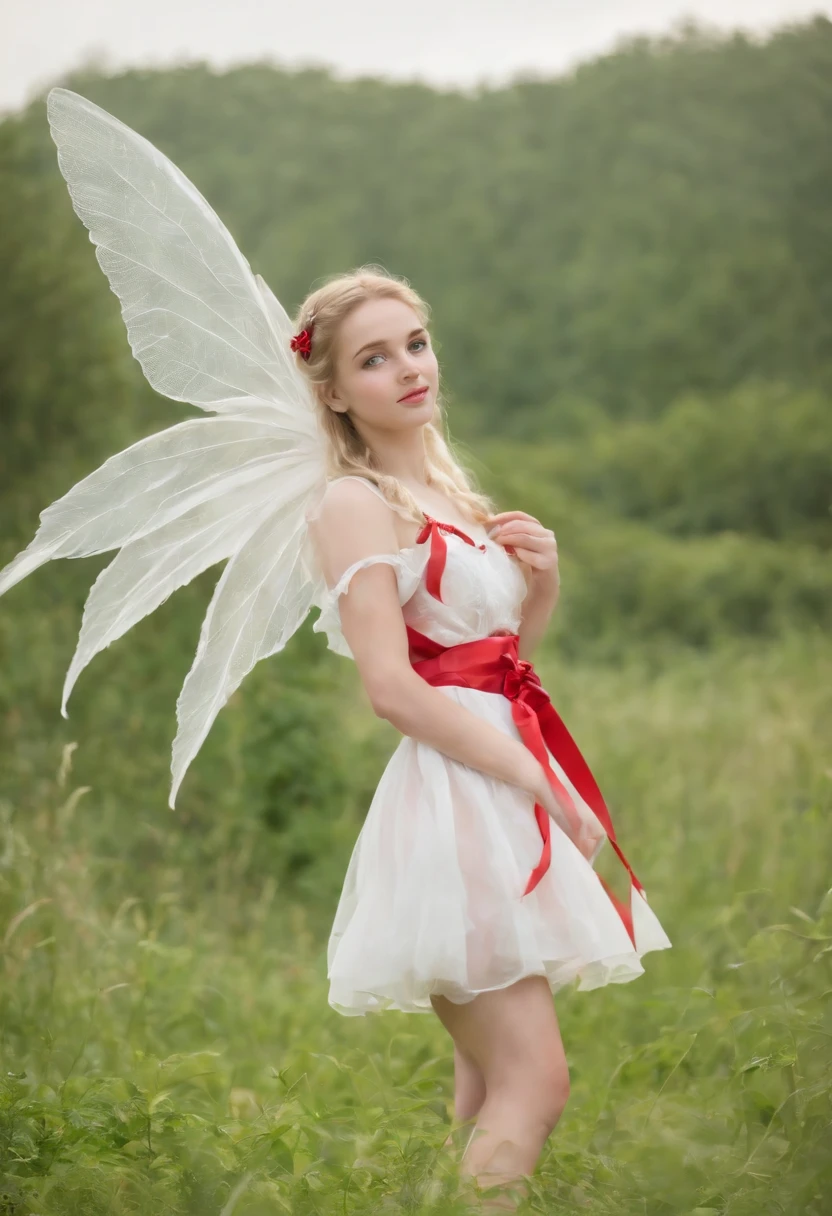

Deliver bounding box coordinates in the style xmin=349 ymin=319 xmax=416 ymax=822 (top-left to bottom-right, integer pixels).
xmin=486 ymin=510 xmax=560 ymax=662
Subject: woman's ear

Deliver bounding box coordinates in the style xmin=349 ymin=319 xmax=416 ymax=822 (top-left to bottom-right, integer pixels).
xmin=322 ymin=377 xmax=348 ymax=414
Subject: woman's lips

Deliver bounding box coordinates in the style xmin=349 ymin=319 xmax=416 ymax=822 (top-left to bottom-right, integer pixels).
xmin=398 ymin=386 xmax=429 ymax=402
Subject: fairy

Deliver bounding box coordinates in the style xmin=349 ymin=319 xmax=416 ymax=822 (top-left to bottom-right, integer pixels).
xmin=0 ymin=88 xmax=671 ymax=1211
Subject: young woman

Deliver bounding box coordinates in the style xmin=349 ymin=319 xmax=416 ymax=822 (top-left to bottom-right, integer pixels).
xmin=292 ymin=271 xmax=672 ymax=1208
xmin=0 ymin=89 xmax=672 ymax=1215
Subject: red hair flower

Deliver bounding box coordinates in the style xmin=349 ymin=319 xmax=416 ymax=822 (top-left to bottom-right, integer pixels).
xmin=290 ymin=323 xmax=314 ymax=361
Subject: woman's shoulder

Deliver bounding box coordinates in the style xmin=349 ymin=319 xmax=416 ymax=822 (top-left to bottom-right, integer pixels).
xmin=319 ymin=475 xmax=389 ymax=514
xmin=306 ymin=475 xmax=398 ymax=531
xmin=321 ymin=475 xmax=417 ymax=522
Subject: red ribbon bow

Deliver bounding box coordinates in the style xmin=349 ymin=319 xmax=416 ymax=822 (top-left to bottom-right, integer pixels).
xmin=494 ymin=646 xmax=585 ymax=896
xmin=415 ymin=515 xmax=487 ymax=601
xmin=501 ymin=654 xmax=539 ymax=701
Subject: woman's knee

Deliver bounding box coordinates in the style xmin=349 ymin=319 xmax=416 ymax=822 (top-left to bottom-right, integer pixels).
xmin=530 ymin=1059 xmax=570 ymax=1131
xmin=433 ymin=976 xmax=570 ymax=1129
xmin=504 ymin=1053 xmax=569 ymax=1129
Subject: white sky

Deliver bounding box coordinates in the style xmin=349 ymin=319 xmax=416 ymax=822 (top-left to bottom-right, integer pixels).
xmin=3 ymin=0 xmax=830 ymax=115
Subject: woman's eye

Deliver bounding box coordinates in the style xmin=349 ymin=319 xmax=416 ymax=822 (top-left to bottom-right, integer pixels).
xmin=363 ymin=339 xmax=427 ymax=369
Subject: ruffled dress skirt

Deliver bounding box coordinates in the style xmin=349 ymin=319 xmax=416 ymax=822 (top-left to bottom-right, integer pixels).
xmin=327 ymin=682 xmax=672 ymax=1016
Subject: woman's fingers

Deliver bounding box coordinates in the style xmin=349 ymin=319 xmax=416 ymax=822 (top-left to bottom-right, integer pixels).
xmin=485 ymin=511 xmax=559 ymax=574
xmin=492 ymin=530 xmax=553 ymax=549
xmin=486 ymin=510 xmax=539 ymax=527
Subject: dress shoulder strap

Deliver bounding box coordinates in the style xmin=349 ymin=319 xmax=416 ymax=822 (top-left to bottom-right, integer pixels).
xmin=327 ymin=475 xmax=387 ymax=503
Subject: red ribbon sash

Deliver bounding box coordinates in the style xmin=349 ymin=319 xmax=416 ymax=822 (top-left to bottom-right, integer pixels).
xmin=407 ymin=626 xmax=645 ymax=947
xmin=406 ymin=513 xmax=642 ymax=947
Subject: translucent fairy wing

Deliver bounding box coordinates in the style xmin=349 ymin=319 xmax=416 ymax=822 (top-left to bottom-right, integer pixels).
xmin=0 ymin=410 xmax=304 ymax=592
xmin=58 ymin=425 xmax=321 ymax=716
xmin=254 ymin=271 xmax=296 ymax=346
xmin=0 ymin=88 xmax=331 ymax=805
xmin=170 ymin=463 xmax=325 ymax=808
xmin=0 ymin=407 xmax=325 ymax=701
xmin=46 ymin=86 xmax=317 ymax=430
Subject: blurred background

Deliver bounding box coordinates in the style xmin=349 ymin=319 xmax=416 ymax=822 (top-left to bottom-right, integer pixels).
xmin=0 ymin=5 xmax=830 ymax=1214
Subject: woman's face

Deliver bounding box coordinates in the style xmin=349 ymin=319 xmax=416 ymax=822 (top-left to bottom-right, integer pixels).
xmin=325 ymin=297 xmax=439 ymax=432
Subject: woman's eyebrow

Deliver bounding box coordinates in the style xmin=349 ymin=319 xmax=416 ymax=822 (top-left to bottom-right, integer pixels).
xmin=354 ymin=327 xmax=426 ymax=361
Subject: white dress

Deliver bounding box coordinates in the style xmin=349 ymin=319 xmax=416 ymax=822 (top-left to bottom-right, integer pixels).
xmin=307 ymin=476 xmax=672 ymax=1017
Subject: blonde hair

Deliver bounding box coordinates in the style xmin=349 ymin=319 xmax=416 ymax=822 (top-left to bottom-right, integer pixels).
xmin=291 ymin=264 xmax=496 ymax=526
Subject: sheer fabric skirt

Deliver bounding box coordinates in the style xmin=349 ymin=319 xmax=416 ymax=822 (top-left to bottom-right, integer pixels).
xmin=327 ymin=685 xmax=672 ymax=1016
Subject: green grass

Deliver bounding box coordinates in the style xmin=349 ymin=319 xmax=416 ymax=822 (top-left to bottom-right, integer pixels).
xmin=1 ymin=631 xmax=830 ymax=1214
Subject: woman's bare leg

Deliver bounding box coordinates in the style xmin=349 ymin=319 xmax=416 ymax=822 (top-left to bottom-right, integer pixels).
xmin=442 ymin=1043 xmax=487 ymax=1147
xmin=431 ymin=975 xmax=570 ymax=1211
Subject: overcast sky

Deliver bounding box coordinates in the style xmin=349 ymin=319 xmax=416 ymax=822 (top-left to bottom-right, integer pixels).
xmin=3 ymin=0 xmax=830 ymax=115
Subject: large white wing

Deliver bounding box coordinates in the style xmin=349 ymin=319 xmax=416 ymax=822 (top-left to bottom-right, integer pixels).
xmin=0 ymin=88 xmax=329 ymax=806
xmin=46 ymin=86 xmax=316 ymax=427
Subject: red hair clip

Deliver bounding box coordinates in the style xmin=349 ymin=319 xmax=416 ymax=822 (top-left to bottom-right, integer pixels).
xmin=290 ymin=322 xmax=314 ymax=362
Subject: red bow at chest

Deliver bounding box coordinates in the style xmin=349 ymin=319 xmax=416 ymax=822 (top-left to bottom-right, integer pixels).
xmin=415 ymin=515 xmax=487 ymax=602
xmin=406 ymin=626 xmax=646 ymax=948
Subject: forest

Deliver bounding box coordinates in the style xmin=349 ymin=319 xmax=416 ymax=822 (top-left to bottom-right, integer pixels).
xmin=0 ymin=16 xmax=830 ymax=1215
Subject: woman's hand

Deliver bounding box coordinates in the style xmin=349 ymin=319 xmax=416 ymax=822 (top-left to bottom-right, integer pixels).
xmin=530 ymin=765 xmax=579 ymax=844
xmin=486 ymin=510 xmax=560 ymax=595
xmin=516 ymin=753 xmax=605 ymax=861
xmin=532 ymin=765 xmax=606 ymax=862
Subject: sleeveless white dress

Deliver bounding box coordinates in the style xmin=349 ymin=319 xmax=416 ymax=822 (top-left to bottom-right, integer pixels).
xmin=307 ymin=476 xmax=672 ymax=1016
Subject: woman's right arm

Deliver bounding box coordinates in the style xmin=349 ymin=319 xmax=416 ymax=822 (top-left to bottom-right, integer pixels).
xmin=309 ymin=480 xmax=570 ymax=831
